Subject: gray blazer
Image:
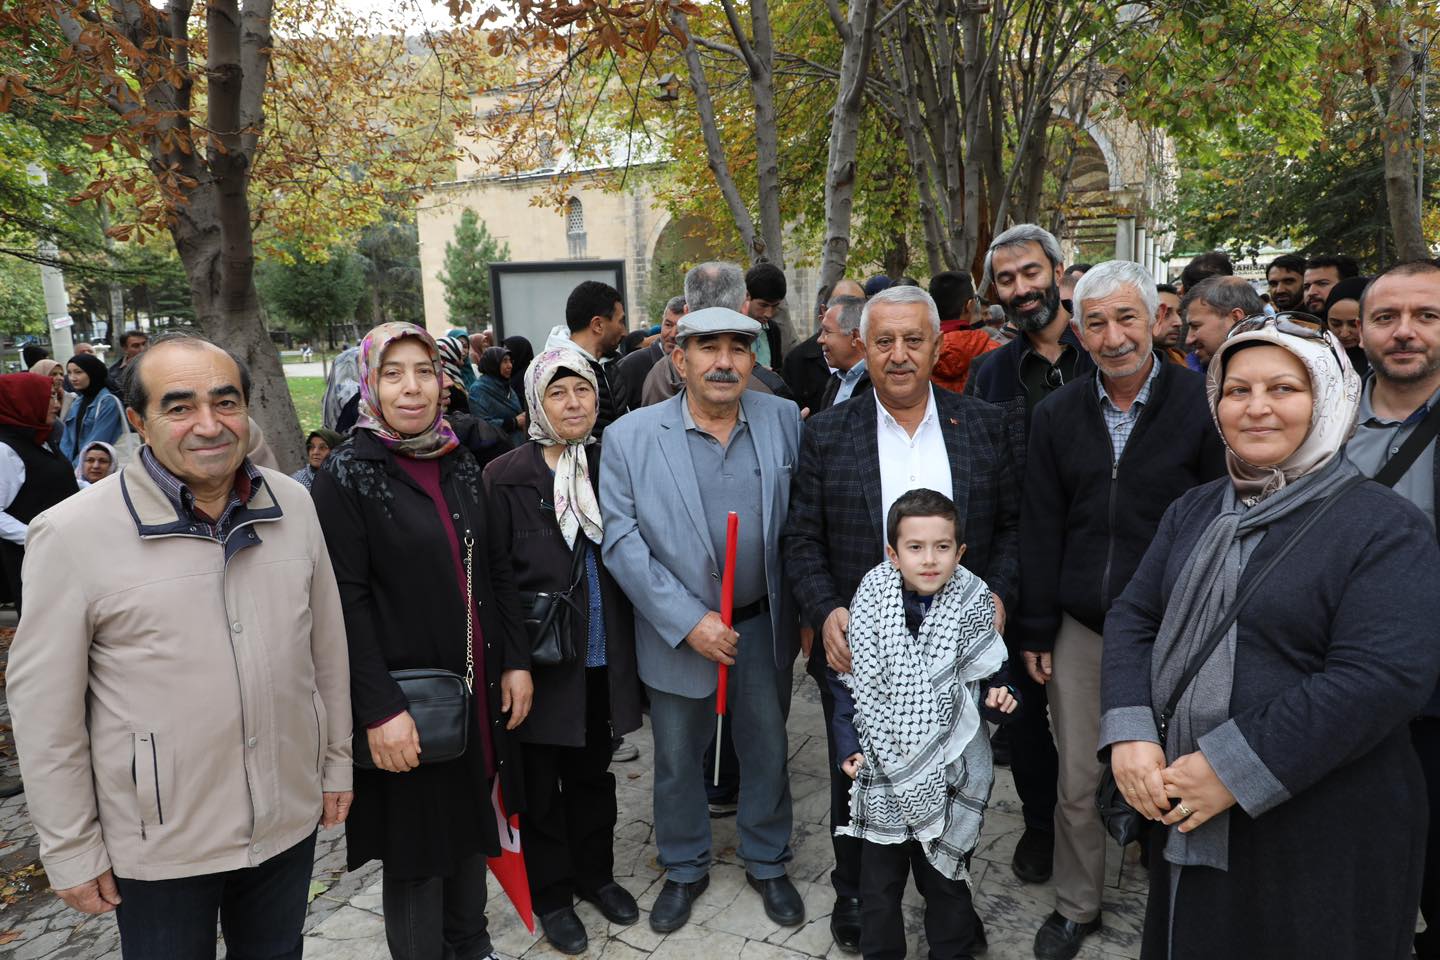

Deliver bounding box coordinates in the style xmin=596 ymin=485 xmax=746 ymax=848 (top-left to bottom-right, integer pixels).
xmin=600 ymin=390 xmax=802 ymax=698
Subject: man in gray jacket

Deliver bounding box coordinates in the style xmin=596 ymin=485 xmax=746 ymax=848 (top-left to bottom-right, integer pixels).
xmin=601 ymin=307 xmax=803 ymax=934
xmin=8 ymin=333 xmax=352 ymax=958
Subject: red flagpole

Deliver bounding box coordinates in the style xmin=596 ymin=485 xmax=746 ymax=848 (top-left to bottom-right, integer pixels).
xmin=714 ymin=511 xmax=738 ymax=786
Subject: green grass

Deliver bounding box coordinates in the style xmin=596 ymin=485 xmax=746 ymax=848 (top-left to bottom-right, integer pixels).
xmin=288 ymin=377 xmax=327 ymax=435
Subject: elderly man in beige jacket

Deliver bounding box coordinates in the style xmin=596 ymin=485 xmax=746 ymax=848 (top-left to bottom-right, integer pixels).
xmin=8 ymin=333 xmax=352 ymax=959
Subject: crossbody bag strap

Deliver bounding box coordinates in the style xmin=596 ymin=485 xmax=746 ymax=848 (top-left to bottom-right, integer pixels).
xmin=1374 ymin=401 xmax=1440 ymax=488
xmin=1157 ymin=474 xmax=1367 ymax=743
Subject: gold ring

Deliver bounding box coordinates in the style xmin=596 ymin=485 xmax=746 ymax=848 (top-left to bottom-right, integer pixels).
xmin=1177 ymin=803 xmax=1194 ymax=818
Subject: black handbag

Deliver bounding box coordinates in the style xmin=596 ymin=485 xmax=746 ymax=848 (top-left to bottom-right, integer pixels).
xmin=519 ymin=538 xmax=588 ymax=667
xmin=1096 ymin=474 xmax=1364 ymax=846
xmin=354 ymin=532 xmax=477 ymax=771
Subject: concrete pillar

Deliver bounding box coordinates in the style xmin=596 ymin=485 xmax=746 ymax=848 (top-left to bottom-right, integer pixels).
xmin=1135 ymin=226 xmax=1148 ymax=267
xmin=1114 ymin=217 xmax=1136 ymax=263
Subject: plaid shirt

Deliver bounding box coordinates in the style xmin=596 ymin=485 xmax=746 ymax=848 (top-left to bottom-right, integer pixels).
xmin=1096 ymin=356 xmax=1161 ymax=463
xmin=140 ymin=446 xmax=264 ymax=541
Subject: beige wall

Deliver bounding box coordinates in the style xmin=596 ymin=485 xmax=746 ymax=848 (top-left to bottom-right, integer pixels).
xmin=415 ymin=173 xmax=670 ymax=338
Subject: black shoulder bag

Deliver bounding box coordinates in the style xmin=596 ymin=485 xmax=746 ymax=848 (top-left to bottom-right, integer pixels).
xmin=354 ymin=533 xmax=476 ymax=771
xmin=1373 ymin=401 xmax=1440 ymax=488
xmin=1096 ymin=474 xmax=1366 ymax=846
xmin=519 ymin=538 xmax=588 ymax=666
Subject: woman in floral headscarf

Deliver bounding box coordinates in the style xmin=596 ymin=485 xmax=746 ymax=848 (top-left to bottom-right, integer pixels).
xmin=310 ymin=322 xmax=532 ymax=960
xmin=481 ymin=348 xmax=641 ymax=955
xmin=1101 ymin=316 xmax=1440 ymax=959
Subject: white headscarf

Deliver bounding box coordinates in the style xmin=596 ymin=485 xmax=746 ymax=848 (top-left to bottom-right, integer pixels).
xmin=1206 ymin=323 xmax=1361 ymax=501
xmin=524 ymin=348 xmax=604 ymax=548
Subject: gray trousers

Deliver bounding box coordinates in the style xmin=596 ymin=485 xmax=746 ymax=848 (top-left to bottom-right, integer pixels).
xmin=1048 ymin=613 xmax=1108 ymax=923
xmin=647 ymin=613 xmax=794 ymax=883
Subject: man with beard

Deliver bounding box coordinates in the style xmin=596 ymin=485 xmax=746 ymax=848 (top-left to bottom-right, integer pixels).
xmin=1152 ymin=283 xmax=1186 ymax=364
xmin=969 ymin=226 xmax=1097 ymax=415
xmin=1304 ymin=254 xmax=1361 ymax=315
xmin=1265 ymin=254 xmax=1307 ymax=311
xmin=783 ymin=285 xmax=1019 ymax=953
xmin=1019 ymin=261 xmax=1224 ymax=960
xmin=1344 ymin=260 xmax=1440 ymax=959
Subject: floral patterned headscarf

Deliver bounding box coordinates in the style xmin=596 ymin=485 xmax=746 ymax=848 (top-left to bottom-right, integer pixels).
xmin=355 ymin=322 xmax=460 ymax=460
xmin=525 ymin=348 xmax=604 ymax=547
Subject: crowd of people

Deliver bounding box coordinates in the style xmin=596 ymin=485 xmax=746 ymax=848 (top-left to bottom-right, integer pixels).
xmin=2 ymin=225 xmax=1439 ymax=960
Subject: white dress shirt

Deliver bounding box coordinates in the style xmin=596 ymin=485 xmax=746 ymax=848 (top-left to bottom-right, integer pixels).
xmin=877 ymin=387 xmax=952 ymax=522
xmin=0 ymin=444 xmax=29 ymax=545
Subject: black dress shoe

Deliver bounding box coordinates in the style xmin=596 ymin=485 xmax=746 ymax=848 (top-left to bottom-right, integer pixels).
xmin=830 ymin=896 xmax=862 ymax=953
xmin=1033 ymin=911 xmax=1101 ymax=960
xmin=581 ymin=882 xmax=639 ymax=926
xmin=747 ymin=873 xmax=804 ymax=926
xmin=539 ymin=907 xmax=588 ymax=955
xmin=649 ymin=875 xmax=709 ymax=933
xmin=0 ymin=776 xmax=22 ymax=799
xmin=1011 ymin=826 xmax=1054 ymax=883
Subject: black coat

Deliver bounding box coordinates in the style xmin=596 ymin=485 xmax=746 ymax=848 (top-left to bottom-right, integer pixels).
xmin=311 ymin=431 xmax=529 ymax=878
xmin=781 ymin=387 xmax=1022 ymax=675
xmin=782 ymin=332 xmax=832 ymax=413
xmin=1104 ymin=478 xmax=1440 ymax=959
xmin=482 ymin=442 xmax=642 ymax=748
xmin=1016 ymin=358 xmax=1226 ymax=650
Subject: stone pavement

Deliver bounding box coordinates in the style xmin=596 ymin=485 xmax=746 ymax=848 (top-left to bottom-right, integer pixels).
xmin=0 ymin=670 xmax=1150 ymax=959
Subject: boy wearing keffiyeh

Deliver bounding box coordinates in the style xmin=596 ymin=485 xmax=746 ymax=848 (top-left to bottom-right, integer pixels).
xmin=828 ymin=488 xmax=1018 ymax=960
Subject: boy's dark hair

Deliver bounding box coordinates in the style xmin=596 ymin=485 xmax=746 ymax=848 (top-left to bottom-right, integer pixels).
xmin=928 ymin=271 xmax=976 ymax=322
xmin=886 ymin=488 xmax=958 ymax=549
xmin=1305 ymin=254 xmax=1360 ymax=279
xmin=565 ymin=281 xmax=623 ymax=334
xmin=745 ymin=261 xmax=787 ymax=302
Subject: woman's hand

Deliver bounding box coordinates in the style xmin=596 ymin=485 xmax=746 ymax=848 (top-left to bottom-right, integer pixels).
xmin=1110 ymin=740 xmax=1171 ymax=821
xmin=1161 ymin=750 xmax=1237 ymax=833
xmin=501 ymin=669 xmax=534 ymax=730
xmin=368 ymin=711 xmax=421 ymax=773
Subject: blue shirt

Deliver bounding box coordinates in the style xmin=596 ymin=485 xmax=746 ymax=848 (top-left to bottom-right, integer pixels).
xmin=834 ymin=359 xmax=868 ymax=406
xmin=1096 ymin=356 xmax=1161 ymax=462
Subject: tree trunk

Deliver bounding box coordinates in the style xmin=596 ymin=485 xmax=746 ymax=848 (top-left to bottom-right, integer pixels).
xmin=1383 ymin=28 xmax=1428 ymax=261
xmin=747 ymin=0 xmax=786 ymax=271
xmin=816 ymin=0 xmax=880 ymax=297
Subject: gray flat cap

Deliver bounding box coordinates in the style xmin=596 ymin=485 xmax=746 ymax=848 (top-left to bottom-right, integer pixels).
xmin=674 ymin=307 xmax=762 ymax=345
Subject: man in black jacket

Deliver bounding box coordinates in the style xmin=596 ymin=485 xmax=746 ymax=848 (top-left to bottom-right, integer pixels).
xmin=785 ymin=279 xmax=867 ymax=414
xmin=814 ymin=296 xmax=870 ymax=413
xmin=782 ymin=285 xmax=1020 ymax=954
xmin=1018 ymin=260 xmax=1225 ymax=960
xmin=967 ymin=224 xmax=1095 ymax=890
xmin=615 ymin=296 xmax=683 ymax=412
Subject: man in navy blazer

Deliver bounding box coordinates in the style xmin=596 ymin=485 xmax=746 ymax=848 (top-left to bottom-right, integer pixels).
xmin=601 ymin=307 xmax=804 ymax=935
xmin=782 ymin=285 xmax=1021 ymax=953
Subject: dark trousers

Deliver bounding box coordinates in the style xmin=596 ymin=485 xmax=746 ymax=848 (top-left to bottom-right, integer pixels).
xmin=114 ymin=831 xmax=315 ymax=960
xmin=816 ymin=665 xmax=862 ymax=899
xmin=382 ymin=849 xmax=492 ymax=960
xmin=520 ymin=667 xmax=618 ymax=914
xmin=859 ymin=839 xmax=978 ymax=960
xmin=1006 ymin=639 xmax=1059 ymax=832
xmin=1414 ymin=717 xmax=1440 ymax=959
xmin=704 ymin=712 xmax=740 ymax=804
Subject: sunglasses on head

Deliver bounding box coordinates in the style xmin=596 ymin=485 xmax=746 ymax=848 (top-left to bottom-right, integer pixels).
xmin=1226 ymin=310 xmax=1343 ymax=363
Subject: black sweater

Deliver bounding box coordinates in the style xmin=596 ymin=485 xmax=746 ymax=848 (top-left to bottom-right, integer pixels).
xmin=1016 ymin=357 xmax=1226 ymax=650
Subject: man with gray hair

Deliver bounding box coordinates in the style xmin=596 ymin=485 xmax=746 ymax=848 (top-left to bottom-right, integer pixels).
xmin=1015 ymin=260 xmax=1224 ymax=960
xmin=616 ymin=294 xmax=685 ymax=410
xmin=814 ymin=295 xmax=869 ymax=412
xmin=784 ymin=284 xmax=1020 ymax=953
xmin=1181 ymin=275 xmax=1265 ymax=366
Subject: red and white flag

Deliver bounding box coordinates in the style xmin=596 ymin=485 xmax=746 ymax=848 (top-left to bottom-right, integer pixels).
xmin=487 ymin=780 xmax=534 ymax=933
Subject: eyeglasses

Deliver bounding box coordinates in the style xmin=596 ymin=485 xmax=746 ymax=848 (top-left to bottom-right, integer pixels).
xmin=1226 ymin=310 xmax=1343 ymax=363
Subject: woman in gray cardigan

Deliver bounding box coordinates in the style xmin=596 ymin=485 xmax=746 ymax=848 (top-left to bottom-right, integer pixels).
xmin=1101 ymin=318 xmax=1440 ymax=959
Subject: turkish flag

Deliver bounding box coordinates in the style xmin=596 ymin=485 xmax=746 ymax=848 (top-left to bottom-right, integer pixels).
xmin=487 ymin=780 xmax=535 ymax=933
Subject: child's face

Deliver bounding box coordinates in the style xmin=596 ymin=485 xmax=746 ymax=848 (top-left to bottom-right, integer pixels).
xmin=885 ymin=515 xmax=965 ymax=596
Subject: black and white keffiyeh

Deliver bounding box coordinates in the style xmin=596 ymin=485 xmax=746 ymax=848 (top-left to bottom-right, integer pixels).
xmin=837 ymin=562 xmax=1007 ymax=882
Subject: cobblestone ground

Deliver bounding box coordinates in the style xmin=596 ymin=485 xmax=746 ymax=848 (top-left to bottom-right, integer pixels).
xmin=0 ymin=645 xmax=1150 ymax=959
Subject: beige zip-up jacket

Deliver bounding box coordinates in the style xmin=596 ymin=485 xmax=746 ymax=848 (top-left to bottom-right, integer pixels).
xmin=8 ymin=461 xmax=351 ymax=889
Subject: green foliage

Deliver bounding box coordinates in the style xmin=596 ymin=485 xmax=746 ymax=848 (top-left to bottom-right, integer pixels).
xmin=439 ymin=209 xmax=509 ymax=329
xmin=0 ymin=258 xmax=48 ymax=337
xmin=257 ymin=245 xmax=367 ymax=342
xmin=287 ymin=376 xmax=328 ymax=436
xmin=355 ymin=211 xmax=424 ymax=327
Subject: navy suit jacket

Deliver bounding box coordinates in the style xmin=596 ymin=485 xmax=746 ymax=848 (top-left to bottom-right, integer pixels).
xmin=781 ymin=387 xmax=1021 ymax=673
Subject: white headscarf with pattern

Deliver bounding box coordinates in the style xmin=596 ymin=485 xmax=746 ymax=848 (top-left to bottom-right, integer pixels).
xmin=524 ymin=348 xmax=604 ymax=548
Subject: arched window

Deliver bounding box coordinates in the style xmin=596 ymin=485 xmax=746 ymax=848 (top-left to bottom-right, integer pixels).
xmin=566 ymin=197 xmax=587 ymax=257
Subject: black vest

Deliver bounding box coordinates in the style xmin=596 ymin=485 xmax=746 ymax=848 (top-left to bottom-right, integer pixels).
xmin=0 ymin=426 xmax=80 ymax=524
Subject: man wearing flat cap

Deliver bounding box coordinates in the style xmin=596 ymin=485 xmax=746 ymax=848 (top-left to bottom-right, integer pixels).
xmin=601 ymin=307 xmax=804 ymax=934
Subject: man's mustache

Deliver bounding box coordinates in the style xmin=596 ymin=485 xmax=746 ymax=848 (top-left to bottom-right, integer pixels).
xmin=704 ymin=369 xmax=741 ymax=383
